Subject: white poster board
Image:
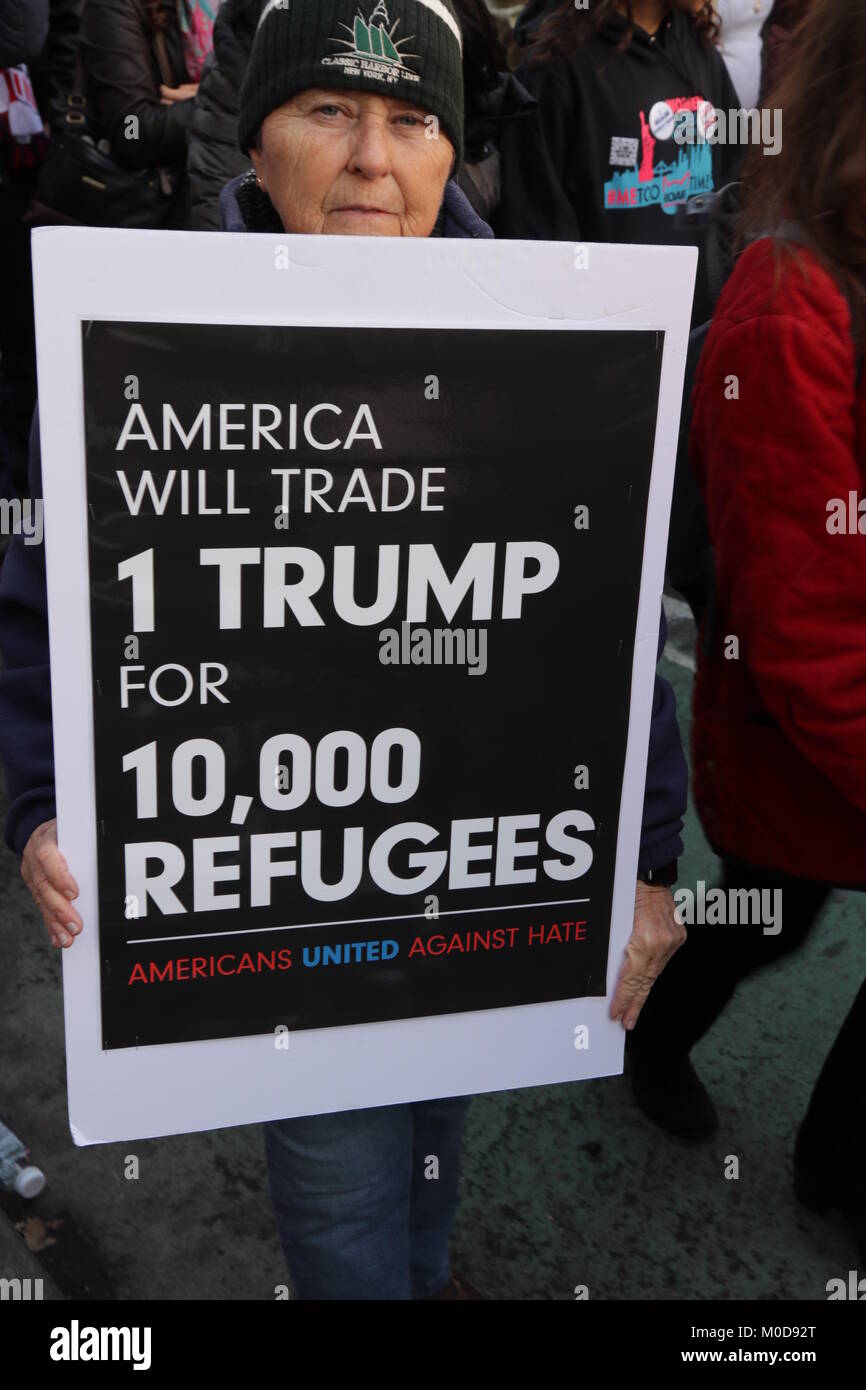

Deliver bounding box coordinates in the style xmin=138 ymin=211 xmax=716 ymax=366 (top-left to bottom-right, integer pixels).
xmin=31 ymin=228 xmax=695 ymax=1144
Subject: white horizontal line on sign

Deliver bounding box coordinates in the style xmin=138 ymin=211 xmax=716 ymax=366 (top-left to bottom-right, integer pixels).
xmin=127 ymin=897 xmax=592 ymax=946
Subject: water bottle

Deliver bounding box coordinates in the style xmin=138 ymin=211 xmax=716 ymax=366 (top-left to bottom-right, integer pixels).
xmin=0 ymin=1120 xmax=46 ymax=1199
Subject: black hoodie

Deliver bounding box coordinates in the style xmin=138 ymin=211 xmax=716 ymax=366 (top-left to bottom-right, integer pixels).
xmin=495 ymin=10 xmax=742 ymax=324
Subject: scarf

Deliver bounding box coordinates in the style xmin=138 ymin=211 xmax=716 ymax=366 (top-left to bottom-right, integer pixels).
xmin=178 ymin=0 xmax=222 ymax=82
xmin=0 ymin=65 xmax=47 ymax=173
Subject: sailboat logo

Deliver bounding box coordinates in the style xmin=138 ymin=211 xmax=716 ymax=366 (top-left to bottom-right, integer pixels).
xmin=324 ymin=3 xmax=420 ymax=81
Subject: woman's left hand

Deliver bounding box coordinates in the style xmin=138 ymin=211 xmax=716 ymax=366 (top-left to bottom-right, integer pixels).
xmin=609 ymin=881 xmax=686 ymax=1031
xmin=159 ymin=83 xmax=199 ymax=104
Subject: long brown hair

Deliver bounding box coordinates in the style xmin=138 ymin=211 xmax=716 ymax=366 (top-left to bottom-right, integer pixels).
xmin=525 ymin=0 xmax=719 ymax=65
xmin=737 ymin=0 xmax=866 ymax=337
xmin=453 ymin=0 xmax=509 ymax=88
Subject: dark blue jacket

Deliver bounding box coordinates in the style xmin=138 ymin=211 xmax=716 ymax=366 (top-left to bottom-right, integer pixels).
xmin=0 ymin=174 xmax=686 ymax=874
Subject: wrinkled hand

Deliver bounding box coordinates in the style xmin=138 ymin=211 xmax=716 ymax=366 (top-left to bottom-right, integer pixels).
xmin=609 ymin=880 xmax=685 ymax=1031
xmin=21 ymin=819 xmax=82 ymax=949
xmin=159 ymin=82 xmax=199 ymax=104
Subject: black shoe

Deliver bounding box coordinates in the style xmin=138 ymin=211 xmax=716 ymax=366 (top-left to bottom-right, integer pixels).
xmin=794 ymin=1161 xmax=866 ymax=1265
xmin=625 ymin=1044 xmax=719 ymax=1140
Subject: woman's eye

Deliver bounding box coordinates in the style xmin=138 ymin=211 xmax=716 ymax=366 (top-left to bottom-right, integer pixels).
xmin=316 ymin=105 xmax=343 ymax=117
xmin=396 ymin=114 xmax=422 ymax=127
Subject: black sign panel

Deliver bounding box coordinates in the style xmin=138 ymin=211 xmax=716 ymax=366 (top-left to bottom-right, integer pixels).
xmin=81 ymin=322 xmax=663 ymax=1048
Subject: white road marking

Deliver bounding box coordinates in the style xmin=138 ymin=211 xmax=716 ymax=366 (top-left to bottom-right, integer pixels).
xmin=663 ymin=645 xmax=696 ymax=673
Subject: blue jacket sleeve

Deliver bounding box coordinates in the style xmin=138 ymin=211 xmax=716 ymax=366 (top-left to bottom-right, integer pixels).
xmin=638 ymin=605 xmax=687 ymax=874
xmin=0 ymin=410 xmax=57 ymax=856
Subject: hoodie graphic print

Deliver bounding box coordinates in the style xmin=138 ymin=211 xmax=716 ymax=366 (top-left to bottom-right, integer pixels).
xmin=605 ymin=90 xmax=716 ymax=215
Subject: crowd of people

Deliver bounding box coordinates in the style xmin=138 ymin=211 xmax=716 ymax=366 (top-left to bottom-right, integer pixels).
xmin=0 ymin=0 xmax=863 ymax=1299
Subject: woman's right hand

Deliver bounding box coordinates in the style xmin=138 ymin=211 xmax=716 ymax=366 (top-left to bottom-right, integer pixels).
xmin=21 ymin=819 xmax=82 ymax=949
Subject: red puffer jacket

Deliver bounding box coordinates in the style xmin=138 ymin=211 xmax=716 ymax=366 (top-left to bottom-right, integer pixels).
xmin=690 ymin=236 xmax=866 ymax=885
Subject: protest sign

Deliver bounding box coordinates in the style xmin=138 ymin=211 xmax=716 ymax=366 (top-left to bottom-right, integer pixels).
xmin=32 ymin=229 xmax=695 ymax=1142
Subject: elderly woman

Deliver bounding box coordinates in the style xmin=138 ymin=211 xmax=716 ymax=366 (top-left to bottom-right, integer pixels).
xmin=222 ymin=0 xmax=482 ymax=238
xmin=0 ymin=0 xmax=688 ymax=1301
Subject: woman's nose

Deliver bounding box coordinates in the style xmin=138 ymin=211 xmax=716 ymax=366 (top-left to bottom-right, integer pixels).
xmin=347 ymin=116 xmax=392 ymax=178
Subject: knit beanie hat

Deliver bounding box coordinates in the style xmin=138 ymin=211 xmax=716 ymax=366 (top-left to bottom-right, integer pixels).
xmin=238 ymin=1 xmax=464 ymax=166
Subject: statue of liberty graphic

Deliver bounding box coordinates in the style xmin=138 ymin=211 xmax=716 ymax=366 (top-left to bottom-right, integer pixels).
xmin=331 ymin=3 xmax=418 ymax=71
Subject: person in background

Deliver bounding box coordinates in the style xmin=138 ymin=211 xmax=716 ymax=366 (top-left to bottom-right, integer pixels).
xmin=511 ymin=0 xmax=559 ymax=46
xmin=451 ymin=0 xmax=534 ymax=223
xmin=29 ymin=0 xmax=84 ymax=113
xmin=1 ymin=0 xmax=690 ymax=1301
xmin=79 ymin=0 xmax=201 ymax=227
xmin=187 ymin=0 xmax=261 ymax=231
xmin=1 ymin=0 xmax=86 ymax=510
xmin=0 ymin=0 xmax=50 ymax=509
xmin=627 ymin=0 xmax=866 ymax=1263
xmin=495 ymin=0 xmax=742 ymax=326
xmin=714 ymin=0 xmax=762 ymax=107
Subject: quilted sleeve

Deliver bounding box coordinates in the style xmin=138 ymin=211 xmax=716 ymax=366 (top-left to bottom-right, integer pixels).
xmin=691 ymin=269 xmax=866 ymax=812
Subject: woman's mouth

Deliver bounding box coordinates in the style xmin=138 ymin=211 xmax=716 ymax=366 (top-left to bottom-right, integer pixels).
xmin=333 ymin=206 xmax=395 ymax=216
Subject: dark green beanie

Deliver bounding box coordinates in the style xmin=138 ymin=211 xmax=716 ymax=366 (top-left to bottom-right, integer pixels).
xmin=239 ymin=0 xmax=464 ymax=167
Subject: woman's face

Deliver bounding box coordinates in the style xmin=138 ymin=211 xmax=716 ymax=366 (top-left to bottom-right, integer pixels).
xmin=250 ymin=88 xmax=455 ymax=237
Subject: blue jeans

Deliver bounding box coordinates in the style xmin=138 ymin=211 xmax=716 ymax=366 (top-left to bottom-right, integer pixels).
xmin=263 ymin=1095 xmax=472 ymax=1299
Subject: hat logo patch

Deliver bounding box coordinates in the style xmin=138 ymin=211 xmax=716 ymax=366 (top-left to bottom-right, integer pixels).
xmin=323 ymin=2 xmax=421 ymax=85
